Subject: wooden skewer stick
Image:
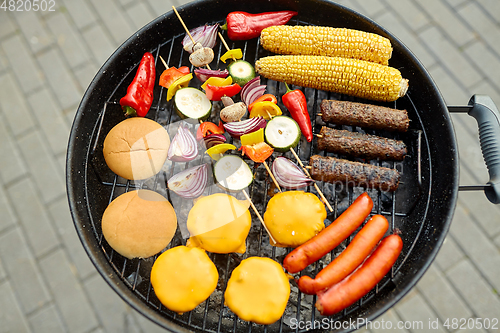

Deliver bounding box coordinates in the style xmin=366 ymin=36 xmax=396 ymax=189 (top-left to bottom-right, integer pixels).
xmin=290 ymin=147 xmax=334 ymax=213
xmin=316 ymin=134 xmax=323 ymax=138
xmin=263 ymin=160 xmax=282 ymax=193
xmin=171 ymin=6 xmax=211 ymax=70
xmin=159 ymin=56 xmax=169 ymax=69
xmin=317 ymin=113 xmax=323 ymax=116
xmin=242 ymin=189 xmax=276 ymax=244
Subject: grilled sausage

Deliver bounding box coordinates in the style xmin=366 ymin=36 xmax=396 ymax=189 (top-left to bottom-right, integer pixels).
xmin=309 ymin=155 xmax=400 ymax=192
xmin=320 ymin=100 xmax=409 ymax=132
xmin=317 ymin=127 xmax=407 ymax=161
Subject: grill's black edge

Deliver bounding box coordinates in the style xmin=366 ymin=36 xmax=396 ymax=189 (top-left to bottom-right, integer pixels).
xmin=66 ymin=0 xmax=459 ymax=332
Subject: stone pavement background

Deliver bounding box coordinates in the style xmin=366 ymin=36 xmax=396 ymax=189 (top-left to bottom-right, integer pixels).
xmin=1 ymin=0 xmax=500 ymax=332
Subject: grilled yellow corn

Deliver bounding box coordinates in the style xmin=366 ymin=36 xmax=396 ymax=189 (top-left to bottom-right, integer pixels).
xmin=254 ymin=55 xmax=408 ymax=102
xmin=260 ymin=26 xmax=392 ymax=66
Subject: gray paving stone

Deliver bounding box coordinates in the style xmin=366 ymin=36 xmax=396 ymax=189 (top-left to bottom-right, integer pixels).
xmin=0 ymin=48 xmax=7 ymax=73
xmin=0 ymin=11 xmax=17 ymax=39
xmin=1 ymin=34 xmax=44 ymax=94
xmin=0 ymin=227 xmax=51 ymax=314
xmin=468 ymin=79 xmax=500 ymax=111
xmin=0 ymin=73 xmax=36 ymax=137
xmin=133 ymin=311 xmax=173 ymax=333
xmin=475 ymin=0 xmax=500 ymax=24
xmin=0 ymin=111 xmax=28 ymax=185
xmin=416 ymin=264 xmax=472 ymax=321
xmin=28 ymin=304 xmax=66 ymax=333
xmin=464 ymin=41 xmax=500 ymax=93
xmin=88 ymin=0 xmax=134 ymax=45
xmin=37 ymin=48 xmax=82 ymax=110
xmin=27 ymin=88 xmax=70 ymax=156
xmin=375 ymin=10 xmax=436 ymax=69
xmin=368 ymin=309 xmax=409 ymax=333
xmin=394 ymin=291 xmax=447 ymax=332
xmin=449 ymin=203 xmax=500 ymax=292
xmin=82 ymin=24 xmax=116 ymax=66
xmin=11 ymin=10 xmax=53 ymax=53
xmin=331 ymin=0 xmax=365 ymax=14
xmin=46 ymin=12 xmax=92 ymax=69
xmin=443 ymin=0 xmax=470 ymax=9
xmin=0 ymin=281 xmax=31 ymax=333
xmin=434 ymin=234 xmax=466 ymax=272
xmin=48 ymin=197 xmax=96 ymax=279
xmin=17 ymin=130 xmax=66 ymax=204
xmin=458 ymin=1 xmax=500 ymax=57
xmin=383 ymin=0 xmax=430 ymax=31
xmin=84 ymin=273 xmax=134 ymax=333
xmin=58 ymin=0 xmax=97 ymax=30
xmin=39 ymin=248 xmax=99 ymax=333
xmin=0 ymin=185 xmax=16 ymax=233
xmin=427 ymin=65 xmax=470 ymax=106
xmin=446 ymin=259 xmax=500 ymax=321
xmin=7 ymin=178 xmax=59 ymax=256
xmin=353 ymin=0 xmax=387 ymax=18
xmin=420 ymin=26 xmax=482 ymax=89
xmin=0 ymin=257 xmax=6 ymax=281
xmin=125 ymin=1 xmax=156 ymax=31
xmin=73 ymin=60 xmax=99 ymax=93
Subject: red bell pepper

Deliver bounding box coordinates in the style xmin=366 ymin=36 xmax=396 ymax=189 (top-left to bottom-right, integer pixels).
xmin=221 ymin=10 xmax=298 ymax=40
xmin=120 ymin=52 xmax=156 ymax=117
xmin=282 ymin=83 xmax=313 ymax=142
xmin=239 ymin=142 xmax=274 ymax=163
xmin=196 ymin=121 xmax=225 ymax=141
xmin=159 ymin=66 xmax=191 ymax=89
xmin=205 ymin=83 xmax=241 ymax=101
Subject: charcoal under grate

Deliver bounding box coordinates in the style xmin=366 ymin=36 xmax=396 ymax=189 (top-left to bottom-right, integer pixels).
xmin=80 ymin=17 xmax=432 ymax=333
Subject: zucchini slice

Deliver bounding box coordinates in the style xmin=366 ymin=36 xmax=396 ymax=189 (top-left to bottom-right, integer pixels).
xmin=174 ymin=87 xmax=212 ymax=121
xmin=214 ymin=155 xmax=253 ymax=191
xmin=227 ymin=60 xmax=255 ymax=86
xmin=265 ymin=116 xmax=301 ymax=152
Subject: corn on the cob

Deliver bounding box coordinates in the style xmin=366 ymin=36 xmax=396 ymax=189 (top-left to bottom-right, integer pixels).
xmin=254 ymin=55 xmax=408 ymax=102
xmin=260 ymin=25 xmax=393 ymax=66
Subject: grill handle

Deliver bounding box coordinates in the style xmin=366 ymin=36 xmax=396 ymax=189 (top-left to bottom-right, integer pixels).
xmin=450 ymin=95 xmax=500 ymax=204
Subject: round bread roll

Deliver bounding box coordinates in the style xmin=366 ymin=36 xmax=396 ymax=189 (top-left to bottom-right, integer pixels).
xmin=103 ymin=117 xmax=170 ymax=180
xmin=101 ymin=190 xmax=177 ymax=259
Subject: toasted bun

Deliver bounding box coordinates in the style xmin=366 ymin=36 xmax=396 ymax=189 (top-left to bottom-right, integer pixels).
xmin=101 ymin=190 xmax=177 ymax=259
xmin=103 ymin=117 xmax=170 ymax=180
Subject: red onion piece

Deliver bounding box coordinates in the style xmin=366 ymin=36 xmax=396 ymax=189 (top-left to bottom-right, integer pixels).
xmin=182 ymin=24 xmax=219 ymax=53
xmin=167 ymin=164 xmax=208 ymax=199
xmin=271 ymin=157 xmax=314 ymax=189
xmin=241 ymin=76 xmax=267 ymax=106
xmin=203 ymin=133 xmax=226 ymax=148
xmin=167 ymin=123 xmax=198 ymax=162
xmin=223 ymin=116 xmax=267 ymax=138
xmin=194 ymin=68 xmax=229 ymax=82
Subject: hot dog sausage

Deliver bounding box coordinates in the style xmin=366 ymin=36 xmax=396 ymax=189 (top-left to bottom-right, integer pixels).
xmin=297 ymin=214 xmax=389 ymax=295
xmin=282 ymin=192 xmax=373 ymax=274
xmin=315 ymin=234 xmax=403 ymax=315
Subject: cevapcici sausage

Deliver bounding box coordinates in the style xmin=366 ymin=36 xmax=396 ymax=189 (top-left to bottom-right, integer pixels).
xmin=317 ymin=127 xmax=407 ymax=161
xmin=320 ymin=100 xmax=409 ymax=132
xmin=309 ymin=155 xmax=400 ymax=192
xmin=315 ymin=234 xmax=403 ymax=315
xmin=297 ymin=214 xmax=389 ymax=295
xmin=282 ymin=192 xmax=373 ymax=274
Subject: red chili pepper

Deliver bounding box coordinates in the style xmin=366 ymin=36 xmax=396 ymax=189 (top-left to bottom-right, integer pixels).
xmin=196 ymin=121 xmax=225 ymax=141
xmin=239 ymin=142 xmax=274 ymax=163
xmin=282 ymin=83 xmax=313 ymax=142
xmin=120 ymin=52 xmax=156 ymax=117
xmin=205 ymin=83 xmax=241 ymax=101
xmin=221 ymin=10 xmax=298 ymax=41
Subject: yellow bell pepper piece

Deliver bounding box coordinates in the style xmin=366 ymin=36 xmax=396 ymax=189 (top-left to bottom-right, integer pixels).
xmin=249 ymin=101 xmax=282 ymax=119
xmin=240 ymin=128 xmax=264 ymax=146
xmin=186 ymin=193 xmax=251 ymax=254
xmin=205 ymin=143 xmax=236 ymax=160
xmin=150 ymin=246 xmax=218 ymax=314
xmin=166 ymin=73 xmax=193 ymax=101
xmin=224 ymin=257 xmax=290 ymax=325
xmin=220 ymin=48 xmax=243 ymax=63
xmin=264 ymin=191 xmax=326 ymax=247
xmin=201 ymin=76 xmax=232 ymax=90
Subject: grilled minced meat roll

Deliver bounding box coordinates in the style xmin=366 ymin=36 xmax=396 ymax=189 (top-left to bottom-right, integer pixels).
xmin=317 ymin=127 xmax=407 ymax=161
xmin=260 ymin=25 xmax=393 ymax=66
xmin=309 ymin=155 xmax=400 ymax=192
xmin=254 ymin=55 xmax=408 ymax=102
xmin=320 ymin=100 xmax=410 ymax=132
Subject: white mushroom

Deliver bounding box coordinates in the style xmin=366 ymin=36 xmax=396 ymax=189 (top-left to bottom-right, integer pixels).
xmin=189 ymin=42 xmax=214 ymax=67
xmin=220 ymin=102 xmax=247 ymax=123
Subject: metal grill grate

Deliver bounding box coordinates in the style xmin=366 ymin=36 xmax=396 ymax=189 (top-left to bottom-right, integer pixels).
xmin=82 ymin=19 xmax=430 ymax=333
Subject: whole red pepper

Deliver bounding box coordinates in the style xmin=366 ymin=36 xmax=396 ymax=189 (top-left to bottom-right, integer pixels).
xmin=282 ymin=83 xmax=313 ymax=142
xmin=120 ymin=52 xmax=156 ymax=117
xmin=221 ymin=10 xmax=298 ymax=41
